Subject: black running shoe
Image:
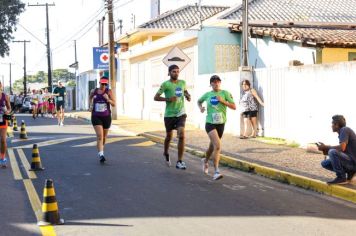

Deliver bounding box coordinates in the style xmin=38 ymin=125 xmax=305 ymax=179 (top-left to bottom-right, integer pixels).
xmin=327 ymin=177 xmax=347 ymax=185
xmin=99 ymin=155 xmax=106 ymax=163
xmin=347 ymin=171 xmax=356 ymax=181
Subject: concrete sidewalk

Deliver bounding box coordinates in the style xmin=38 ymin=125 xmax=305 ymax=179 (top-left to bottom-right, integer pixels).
xmin=67 ymin=111 xmax=356 ymax=203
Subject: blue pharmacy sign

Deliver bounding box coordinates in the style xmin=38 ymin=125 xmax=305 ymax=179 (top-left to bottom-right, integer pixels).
xmin=93 ymin=47 xmax=119 ymax=70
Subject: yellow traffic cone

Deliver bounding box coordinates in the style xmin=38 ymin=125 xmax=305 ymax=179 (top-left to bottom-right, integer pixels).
xmin=19 ymin=120 xmax=28 ymax=139
xmin=6 ymin=125 xmax=13 ymax=137
xmin=13 ymin=117 xmax=18 ymax=131
xmin=29 ymin=144 xmax=44 ymax=171
xmin=38 ymin=179 xmax=64 ymax=226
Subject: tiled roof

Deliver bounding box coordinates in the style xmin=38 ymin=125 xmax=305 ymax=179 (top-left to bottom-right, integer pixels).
xmin=221 ymin=0 xmax=356 ymax=24
xmin=231 ymin=24 xmax=356 ymax=48
xmin=139 ymin=5 xmax=228 ymax=29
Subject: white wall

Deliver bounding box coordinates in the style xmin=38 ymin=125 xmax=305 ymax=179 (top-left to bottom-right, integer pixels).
xmin=254 ymin=61 xmax=356 ymax=146
xmin=120 ymin=45 xmax=196 ymax=121
xmin=249 ymin=37 xmax=316 ymax=68
xmin=76 ymin=71 xmax=97 ymax=110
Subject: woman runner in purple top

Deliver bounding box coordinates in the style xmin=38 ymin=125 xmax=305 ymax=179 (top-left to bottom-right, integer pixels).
xmin=89 ymin=76 xmax=116 ymax=163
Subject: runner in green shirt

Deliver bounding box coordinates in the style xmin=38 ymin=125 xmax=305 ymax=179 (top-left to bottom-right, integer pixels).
xmin=154 ymin=65 xmax=191 ymax=169
xmin=198 ymin=75 xmax=236 ymax=180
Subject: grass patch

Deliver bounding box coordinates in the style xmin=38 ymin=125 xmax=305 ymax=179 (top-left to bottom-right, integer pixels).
xmin=256 ymin=136 xmax=300 ymax=148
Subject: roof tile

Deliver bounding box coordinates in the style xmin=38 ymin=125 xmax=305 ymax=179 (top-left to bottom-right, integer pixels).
xmin=139 ymin=5 xmax=228 ymax=29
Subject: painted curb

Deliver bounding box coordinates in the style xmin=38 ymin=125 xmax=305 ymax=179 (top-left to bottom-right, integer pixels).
xmin=140 ymin=133 xmax=356 ymax=204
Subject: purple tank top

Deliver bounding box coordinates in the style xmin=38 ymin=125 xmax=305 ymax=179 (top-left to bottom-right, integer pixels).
xmin=0 ymin=93 xmax=6 ymax=114
xmin=92 ymin=88 xmax=111 ymax=117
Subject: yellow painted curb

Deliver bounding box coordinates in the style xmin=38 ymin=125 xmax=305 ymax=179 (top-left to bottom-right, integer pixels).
xmin=140 ymin=133 xmax=356 ymax=204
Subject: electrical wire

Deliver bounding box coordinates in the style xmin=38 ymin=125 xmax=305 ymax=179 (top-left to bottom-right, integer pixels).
xmin=17 ymin=23 xmax=46 ymax=46
xmin=52 ymin=5 xmax=106 ymax=52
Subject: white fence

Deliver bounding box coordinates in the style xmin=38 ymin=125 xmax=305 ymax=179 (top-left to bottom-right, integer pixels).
xmin=253 ymin=61 xmax=356 ymax=145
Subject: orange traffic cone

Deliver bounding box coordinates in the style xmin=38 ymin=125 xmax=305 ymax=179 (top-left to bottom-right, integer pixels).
xmin=37 ymin=179 xmax=64 ymax=226
xmin=29 ymin=144 xmax=44 ymax=171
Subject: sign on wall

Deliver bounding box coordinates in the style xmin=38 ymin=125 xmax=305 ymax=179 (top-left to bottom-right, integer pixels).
xmin=93 ymin=47 xmax=118 ymax=70
xmin=162 ymin=46 xmax=191 ymax=71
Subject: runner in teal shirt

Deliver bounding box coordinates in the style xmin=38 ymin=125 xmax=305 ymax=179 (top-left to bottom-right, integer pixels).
xmin=154 ymin=65 xmax=191 ymax=169
xmin=198 ymin=75 xmax=236 ymax=180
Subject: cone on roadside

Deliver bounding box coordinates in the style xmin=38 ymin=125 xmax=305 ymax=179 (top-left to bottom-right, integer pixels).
xmin=29 ymin=144 xmax=44 ymax=171
xmin=6 ymin=125 xmax=13 ymax=137
xmin=19 ymin=120 xmax=28 ymax=139
xmin=12 ymin=117 xmax=18 ymax=131
xmin=37 ymin=179 xmax=64 ymax=226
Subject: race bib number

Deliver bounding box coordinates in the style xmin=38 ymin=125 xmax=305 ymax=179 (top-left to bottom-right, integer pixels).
xmin=95 ymin=103 xmax=108 ymax=112
xmin=57 ymin=96 xmax=63 ymax=101
xmin=212 ymin=112 xmax=223 ymax=124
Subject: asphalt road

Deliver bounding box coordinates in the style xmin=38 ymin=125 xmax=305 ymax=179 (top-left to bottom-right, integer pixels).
xmin=2 ymin=114 xmax=356 ymax=236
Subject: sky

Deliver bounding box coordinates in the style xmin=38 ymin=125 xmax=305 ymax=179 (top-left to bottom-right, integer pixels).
xmin=0 ymin=0 xmax=240 ymax=87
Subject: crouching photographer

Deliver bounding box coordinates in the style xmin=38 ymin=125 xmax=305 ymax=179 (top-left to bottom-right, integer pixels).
xmin=317 ymin=115 xmax=356 ymax=184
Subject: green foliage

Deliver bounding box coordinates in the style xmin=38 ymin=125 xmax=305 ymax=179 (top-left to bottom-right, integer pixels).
xmin=66 ymin=80 xmax=76 ymax=87
xmin=12 ymin=68 xmax=75 ymax=93
xmin=0 ymin=0 xmax=26 ymax=57
xmin=52 ymin=69 xmax=75 ymax=83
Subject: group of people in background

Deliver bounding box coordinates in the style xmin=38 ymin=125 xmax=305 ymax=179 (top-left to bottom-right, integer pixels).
xmin=8 ymin=80 xmax=67 ymax=126
xmin=29 ymin=81 xmax=66 ymax=126
xmin=0 ymin=81 xmax=66 ymax=168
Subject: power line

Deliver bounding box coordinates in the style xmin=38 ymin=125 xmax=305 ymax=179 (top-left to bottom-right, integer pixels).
xmin=75 ymin=20 xmax=98 ymax=41
xmin=18 ymin=23 xmax=46 ymax=46
xmin=52 ymin=6 xmax=106 ymax=52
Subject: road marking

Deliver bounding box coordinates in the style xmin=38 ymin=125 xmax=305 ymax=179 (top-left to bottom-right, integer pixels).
xmin=11 ymin=136 xmax=49 ymax=143
xmin=7 ymin=148 xmax=23 ymax=180
xmin=128 ymin=141 xmax=156 ymax=147
xmin=73 ymin=136 xmax=142 ymax=147
xmin=17 ymin=149 xmax=37 ymax=179
xmin=23 ymin=179 xmax=56 ymax=236
xmin=14 ymin=135 xmax=94 ymax=149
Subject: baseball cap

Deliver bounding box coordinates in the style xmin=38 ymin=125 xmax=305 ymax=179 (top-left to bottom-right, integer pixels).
xmin=210 ymin=75 xmax=221 ymax=83
xmin=168 ymin=64 xmax=179 ymax=73
xmin=100 ymin=77 xmax=109 ymax=84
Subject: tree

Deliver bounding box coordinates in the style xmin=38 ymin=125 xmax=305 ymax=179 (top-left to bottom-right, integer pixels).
xmin=0 ymin=0 xmax=26 ymax=57
xmin=52 ymin=69 xmax=75 ymax=83
xmin=12 ymin=68 xmax=75 ymax=93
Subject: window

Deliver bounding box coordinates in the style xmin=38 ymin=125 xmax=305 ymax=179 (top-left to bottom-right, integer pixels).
xmin=348 ymin=52 xmax=356 ymax=61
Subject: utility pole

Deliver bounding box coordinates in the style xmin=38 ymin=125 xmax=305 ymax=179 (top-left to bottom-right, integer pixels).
xmin=242 ymin=0 xmax=249 ymax=67
xmin=106 ymin=0 xmax=117 ymax=119
xmin=28 ymin=2 xmax=55 ymax=91
xmin=101 ymin=16 xmax=105 ymax=46
xmin=98 ymin=19 xmax=102 ymax=45
xmin=13 ymin=40 xmax=30 ymax=96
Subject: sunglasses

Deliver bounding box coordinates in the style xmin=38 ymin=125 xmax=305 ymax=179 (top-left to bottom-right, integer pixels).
xmin=100 ymin=83 xmax=108 ymax=86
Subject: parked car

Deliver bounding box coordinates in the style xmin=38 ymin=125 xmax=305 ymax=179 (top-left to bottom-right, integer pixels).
xmin=20 ymin=96 xmax=33 ymax=113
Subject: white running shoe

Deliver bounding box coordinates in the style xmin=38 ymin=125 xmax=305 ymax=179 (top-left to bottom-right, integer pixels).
xmin=202 ymin=158 xmax=209 ymax=174
xmin=176 ymin=161 xmax=186 ymax=170
xmin=213 ymin=172 xmax=223 ymax=180
xmin=164 ymin=154 xmax=171 ymax=167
